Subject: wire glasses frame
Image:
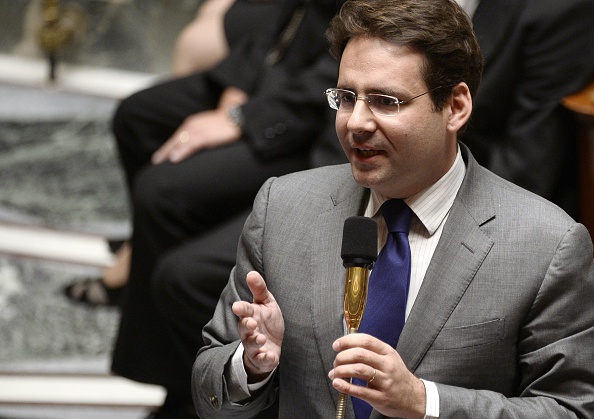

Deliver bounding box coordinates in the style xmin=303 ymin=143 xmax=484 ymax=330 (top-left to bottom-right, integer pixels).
xmin=324 ymin=88 xmax=433 ymax=116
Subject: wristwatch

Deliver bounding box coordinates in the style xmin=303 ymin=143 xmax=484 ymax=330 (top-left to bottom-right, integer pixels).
xmin=227 ymin=105 xmax=245 ymax=129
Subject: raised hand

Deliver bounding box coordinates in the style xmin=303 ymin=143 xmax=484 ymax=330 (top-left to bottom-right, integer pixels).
xmin=232 ymin=271 xmax=285 ymax=383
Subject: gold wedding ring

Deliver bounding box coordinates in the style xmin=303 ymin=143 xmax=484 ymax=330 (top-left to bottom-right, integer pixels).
xmin=178 ymin=131 xmax=189 ymax=143
xmin=368 ymin=368 xmax=376 ymax=384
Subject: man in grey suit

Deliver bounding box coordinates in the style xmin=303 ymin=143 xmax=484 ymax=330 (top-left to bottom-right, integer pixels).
xmin=193 ymin=0 xmax=594 ymax=418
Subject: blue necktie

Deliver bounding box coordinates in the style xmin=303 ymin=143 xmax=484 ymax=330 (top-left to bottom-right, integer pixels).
xmin=352 ymin=199 xmax=413 ymax=419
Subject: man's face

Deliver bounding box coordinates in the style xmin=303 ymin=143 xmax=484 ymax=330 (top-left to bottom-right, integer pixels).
xmin=336 ymin=37 xmax=459 ymax=199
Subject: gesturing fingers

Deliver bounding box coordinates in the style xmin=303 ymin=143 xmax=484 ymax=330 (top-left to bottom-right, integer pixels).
xmin=232 ymin=300 xmax=254 ymax=320
xmin=232 ymin=271 xmax=285 ymax=381
xmin=245 ymin=271 xmax=272 ymax=303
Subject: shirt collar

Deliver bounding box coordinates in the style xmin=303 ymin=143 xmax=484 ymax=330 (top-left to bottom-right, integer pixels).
xmin=366 ymin=146 xmax=466 ymax=236
xmin=455 ymin=0 xmax=480 ymax=18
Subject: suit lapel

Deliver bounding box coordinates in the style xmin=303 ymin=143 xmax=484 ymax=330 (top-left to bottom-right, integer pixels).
xmin=309 ymin=169 xmax=368 ymax=404
xmin=397 ymin=148 xmax=496 ymax=372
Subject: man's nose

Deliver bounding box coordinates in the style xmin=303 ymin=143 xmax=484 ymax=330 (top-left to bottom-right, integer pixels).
xmin=346 ymin=98 xmax=376 ymax=133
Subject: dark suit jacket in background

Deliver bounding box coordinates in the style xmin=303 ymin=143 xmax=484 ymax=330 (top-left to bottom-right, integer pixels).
xmin=193 ymin=144 xmax=594 ymax=418
xmin=462 ymin=0 xmax=594 ymax=217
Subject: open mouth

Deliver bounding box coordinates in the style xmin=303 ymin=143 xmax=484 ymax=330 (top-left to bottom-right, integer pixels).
xmin=356 ymin=148 xmax=381 ymax=158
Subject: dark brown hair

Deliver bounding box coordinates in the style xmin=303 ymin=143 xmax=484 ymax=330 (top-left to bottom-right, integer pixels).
xmin=326 ymin=0 xmax=483 ymax=111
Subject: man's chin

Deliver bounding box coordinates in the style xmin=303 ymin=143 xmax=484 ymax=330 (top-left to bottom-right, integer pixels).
xmin=350 ymin=166 xmax=382 ymax=189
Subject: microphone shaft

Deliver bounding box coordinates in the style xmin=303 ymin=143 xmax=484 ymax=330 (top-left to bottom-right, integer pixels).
xmin=337 ymin=266 xmax=371 ymax=419
xmin=343 ymin=266 xmax=371 ymax=332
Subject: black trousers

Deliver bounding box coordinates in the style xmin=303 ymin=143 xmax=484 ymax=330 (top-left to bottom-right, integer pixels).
xmin=110 ymin=72 xmax=310 ymax=403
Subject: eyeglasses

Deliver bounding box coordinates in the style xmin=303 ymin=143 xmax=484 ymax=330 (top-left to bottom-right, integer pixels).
xmin=324 ymin=88 xmax=432 ymax=116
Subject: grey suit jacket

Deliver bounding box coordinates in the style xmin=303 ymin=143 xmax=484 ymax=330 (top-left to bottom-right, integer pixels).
xmin=193 ymin=145 xmax=594 ymax=418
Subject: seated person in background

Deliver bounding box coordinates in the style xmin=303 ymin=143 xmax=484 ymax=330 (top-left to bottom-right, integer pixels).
xmin=64 ymin=0 xmax=238 ymax=306
xmin=66 ymin=0 xmax=337 ymax=308
xmin=459 ymin=0 xmax=594 ymax=218
xmin=101 ymin=1 xmax=347 ymax=418
xmin=172 ymin=0 xmax=235 ymax=76
xmin=193 ymin=0 xmax=594 ymax=418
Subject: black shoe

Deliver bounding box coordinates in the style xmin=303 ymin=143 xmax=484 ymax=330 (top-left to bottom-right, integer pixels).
xmin=63 ymin=277 xmax=124 ymax=307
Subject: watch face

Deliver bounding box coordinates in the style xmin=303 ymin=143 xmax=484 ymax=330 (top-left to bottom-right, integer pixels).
xmin=228 ymin=106 xmax=244 ymax=128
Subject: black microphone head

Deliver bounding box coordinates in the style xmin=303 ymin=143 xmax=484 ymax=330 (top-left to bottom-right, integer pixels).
xmin=341 ymin=216 xmax=377 ymax=267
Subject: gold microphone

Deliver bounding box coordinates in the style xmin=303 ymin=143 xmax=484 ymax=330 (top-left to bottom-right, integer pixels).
xmin=336 ymin=216 xmax=377 ymax=419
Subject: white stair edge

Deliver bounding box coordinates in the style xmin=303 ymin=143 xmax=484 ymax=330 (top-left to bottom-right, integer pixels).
xmin=0 ymin=54 xmax=159 ymax=99
xmin=0 ymin=222 xmax=114 ymax=267
xmin=0 ymin=374 xmax=165 ymax=408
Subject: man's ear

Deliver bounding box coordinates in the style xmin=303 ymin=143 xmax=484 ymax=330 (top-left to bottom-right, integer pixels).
xmin=447 ymin=82 xmax=472 ymax=133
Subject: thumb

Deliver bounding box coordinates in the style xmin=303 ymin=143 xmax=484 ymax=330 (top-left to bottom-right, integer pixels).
xmin=246 ymin=271 xmax=271 ymax=304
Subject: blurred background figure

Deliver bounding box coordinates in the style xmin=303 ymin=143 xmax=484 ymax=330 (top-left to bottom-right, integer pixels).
xmin=62 ymin=1 xmax=346 ymax=418
xmin=459 ymin=0 xmax=594 ymax=218
xmin=65 ymin=0 xmax=243 ymax=307
xmin=172 ymin=0 xmax=234 ymax=76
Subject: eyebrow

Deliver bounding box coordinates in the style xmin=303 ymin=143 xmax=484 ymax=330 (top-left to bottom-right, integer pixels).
xmin=335 ymin=86 xmax=408 ymax=98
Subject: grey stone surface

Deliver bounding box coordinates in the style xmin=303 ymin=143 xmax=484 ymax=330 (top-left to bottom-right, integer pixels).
xmin=0 ymin=256 xmax=119 ymax=363
xmin=0 ymin=85 xmax=130 ymax=235
xmin=0 ymin=85 xmax=138 ymax=416
xmin=0 ymin=118 xmax=130 ymax=233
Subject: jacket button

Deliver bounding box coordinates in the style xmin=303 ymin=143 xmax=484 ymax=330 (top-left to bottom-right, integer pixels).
xmin=264 ymin=127 xmax=276 ymax=139
xmin=274 ymin=123 xmax=286 ymax=134
xmin=209 ymin=395 xmax=220 ymax=407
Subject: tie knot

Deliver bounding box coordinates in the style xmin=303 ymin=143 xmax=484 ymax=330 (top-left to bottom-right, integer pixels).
xmin=380 ymin=199 xmax=412 ymax=234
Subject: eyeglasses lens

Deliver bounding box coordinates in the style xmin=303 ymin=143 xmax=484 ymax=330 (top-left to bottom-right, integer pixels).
xmin=326 ymin=89 xmax=401 ymax=116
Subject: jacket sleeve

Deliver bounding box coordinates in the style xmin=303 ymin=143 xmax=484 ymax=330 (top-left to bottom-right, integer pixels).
xmin=240 ymin=51 xmax=338 ymax=160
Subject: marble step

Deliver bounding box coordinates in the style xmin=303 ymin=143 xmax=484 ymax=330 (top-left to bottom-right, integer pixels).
xmin=0 ymin=54 xmax=158 ymax=99
xmin=0 ymin=373 xmax=165 ymax=408
xmin=0 ymin=222 xmax=114 ymax=267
